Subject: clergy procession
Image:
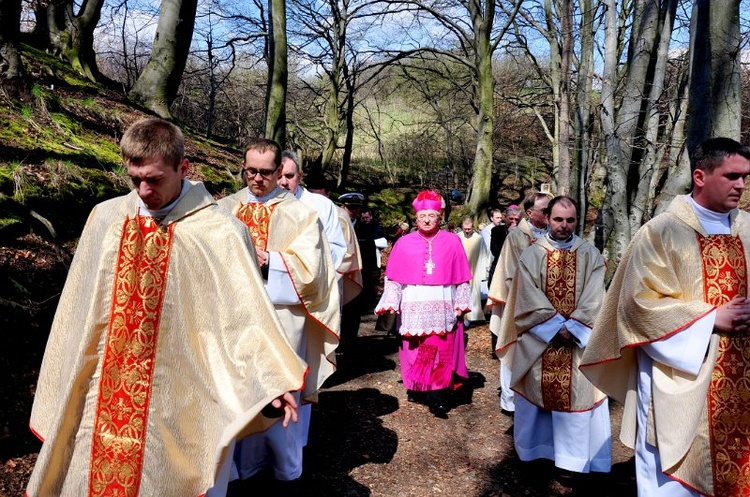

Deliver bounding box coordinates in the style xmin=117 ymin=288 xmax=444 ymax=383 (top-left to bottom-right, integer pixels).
xmin=24 ymin=116 xmax=750 ymax=497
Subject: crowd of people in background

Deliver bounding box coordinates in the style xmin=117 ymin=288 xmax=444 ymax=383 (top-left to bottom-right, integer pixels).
xmin=24 ymin=117 xmax=750 ymax=497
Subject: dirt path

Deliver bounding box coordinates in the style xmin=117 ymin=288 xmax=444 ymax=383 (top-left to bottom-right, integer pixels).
xmin=2 ymin=315 xmax=638 ymax=497
xmin=279 ymin=314 xmax=636 ymax=496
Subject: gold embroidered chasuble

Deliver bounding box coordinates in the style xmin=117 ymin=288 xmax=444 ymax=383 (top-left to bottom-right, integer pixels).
xmin=488 ymin=219 xmax=539 ymax=337
xmin=581 ymin=195 xmax=750 ymax=496
xmin=336 ymin=206 xmax=363 ymax=306
xmin=219 ymin=188 xmax=340 ymax=401
xmin=28 ymin=184 xmax=307 ymax=497
xmin=488 ymin=218 xmax=537 ymax=305
xmin=498 ymin=236 xmax=607 ymax=412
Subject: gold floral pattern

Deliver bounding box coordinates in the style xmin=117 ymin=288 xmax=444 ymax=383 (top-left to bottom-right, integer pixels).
xmin=540 ymin=249 xmax=577 ymax=411
xmin=545 ymin=249 xmax=577 ymax=318
xmin=700 ymin=234 xmax=750 ymax=497
xmin=89 ymin=216 xmax=174 ymax=497
xmin=237 ymin=202 xmax=277 ymax=250
xmin=541 ymin=344 xmax=573 ymax=410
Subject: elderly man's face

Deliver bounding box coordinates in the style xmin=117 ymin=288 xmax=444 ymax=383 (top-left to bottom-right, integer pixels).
xmin=527 ymin=197 xmax=550 ymax=229
xmin=278 ymin=157 xmax=301 ymax=193
xmin=416 ymin=210 xmax=441 ymax=235
xmin=462 ymin=221 xmax=474 ymax=237
xmin=505 ymin=212 xmax=521 ymax=229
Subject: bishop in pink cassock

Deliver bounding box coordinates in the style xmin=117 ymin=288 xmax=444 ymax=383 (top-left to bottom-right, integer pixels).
xmin=375 ymin=190 xmax=472 ymax=418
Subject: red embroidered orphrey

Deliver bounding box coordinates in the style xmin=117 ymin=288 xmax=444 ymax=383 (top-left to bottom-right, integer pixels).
xmin=236 ymin=202 xmax=278 ymax=251
xmin=700 ymin=234 xmax=750 ymax=497
xmin=89 ymin=216 xmax=174 ymax=497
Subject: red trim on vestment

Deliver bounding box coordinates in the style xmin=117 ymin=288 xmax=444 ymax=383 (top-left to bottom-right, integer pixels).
xmin=28 ymin=424 xmax=44 ymax=442
xmin=579 ymin=306 xmax=717 ymax=369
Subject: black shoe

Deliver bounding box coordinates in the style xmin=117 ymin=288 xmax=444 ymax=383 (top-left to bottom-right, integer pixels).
xmin=407 ymin=392 xmax=418 ymax=403
xmin=429 ymin=403 xmax=449 ymax=419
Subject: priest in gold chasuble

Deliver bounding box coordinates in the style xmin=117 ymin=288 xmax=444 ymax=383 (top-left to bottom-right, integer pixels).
xmin=218 ymin=138 xmax=340 ymax=483
xmin=498 ymin=196 xmax=611 ymax=475
xmin=488 ymin=193 xmax=550 ymax=414
xmin=26 ymin=119 xmax=307 ymax=497
xmin=581 ymin=138 xmax=750 ymax=497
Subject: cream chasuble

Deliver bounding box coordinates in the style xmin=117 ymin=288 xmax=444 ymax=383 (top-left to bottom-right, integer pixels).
xmin=581 ymin=195 xmax=750 ymax=496
xmin=460 ymin=231 xmax=490 ymax=322
xmin=220 ymin=187 xmax=340 ymax=401
xmin=498 ymin=235 xmax=606 ymax=412
xmin=336 ymin=205 xmax=363 ymax=306
xmin=27 ymin=184 xmax=307 ymax=497
xmin=488 ymin=218 xmax=545 ymax=336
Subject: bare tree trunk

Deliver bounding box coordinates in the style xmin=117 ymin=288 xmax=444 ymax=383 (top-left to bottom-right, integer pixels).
xmin=654 ymin=63 xmax=690 ymax=215
xmin=573 ymin=0 xmax=598 ymax=234
xmin=265 ymin=0 xmax=287 ymax=146
xmin=32 ymin=0 xmax=111 ymax=84
xmin=339 ymin=68 xmax=356 ymax=185
xmin=687 ymin=0 xmax=742 ymax=150
xmin=542 ymin=0 xmax=562 ymax=192
xmin=0 ymin=0 xmax=26 ymax=94
xmin=466 ymin=0 xmax=495 ymax=216
xmin=600 ymin=0 xmax=630 ymax=276
xmin=630 ymin=0 xmax=677 ymax=229
xmin=557 ymin=0 xmax=573 ymax=196
xmin=129 ymin=0 xmax=198 ymax=119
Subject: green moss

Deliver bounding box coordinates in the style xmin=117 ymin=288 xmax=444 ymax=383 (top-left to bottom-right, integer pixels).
xmin=588 ymin=187 xmax=605 ymax=208
xmin=369 ymin=188 xmax=415 ymax=228
xmin=0 ymin=214 xmax=23 ymax=228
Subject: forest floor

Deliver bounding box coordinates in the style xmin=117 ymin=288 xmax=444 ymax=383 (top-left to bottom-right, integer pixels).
xmin=1 ymin=311 xmax=637 ymax=497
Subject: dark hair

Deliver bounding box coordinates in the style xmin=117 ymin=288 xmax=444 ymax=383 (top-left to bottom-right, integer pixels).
xmin=545 ymin=195 xmax=578 ymax=218
xmin=243 ymin=138 xmax=282 ymax=168
xmin=522 ymin=192 xmax=549 ymax=212
xmin=690 ymin=137 xmax=750 ymax=175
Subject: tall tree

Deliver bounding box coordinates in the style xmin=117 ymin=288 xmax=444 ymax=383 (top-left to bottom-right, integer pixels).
xmin=0 ymin=0 xmax=25 ymax=93
xmin=599 ymin=0 xmax=679 ymax=271
xmin=30 ymin=0 xmax=110 ymax=84
xmin=129 ymin=0 xmax=199 ymax=118
xmin=397 ymin=0 xmax=524 ymax=215
xmin=687 ymin=0 xmax=743 ymax=150
xmin=512 ymin=1 xmax=601 ymax=216
xmin=265 ymin=0 xmax=287 ymax=145
xmin=288 ymin=0 xmax=407 ymax=185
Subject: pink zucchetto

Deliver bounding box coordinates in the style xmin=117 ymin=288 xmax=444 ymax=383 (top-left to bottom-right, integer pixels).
xmin=412 ymin=190 xmax=444 ymax=213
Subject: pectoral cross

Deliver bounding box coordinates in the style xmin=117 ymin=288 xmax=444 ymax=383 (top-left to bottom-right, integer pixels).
xmin=425 ymin=259 xmax=435 ymax=275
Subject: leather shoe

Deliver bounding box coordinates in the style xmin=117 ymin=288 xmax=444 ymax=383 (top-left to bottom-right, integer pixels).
xmin=429 ymin=403 xmax=449 ymax=419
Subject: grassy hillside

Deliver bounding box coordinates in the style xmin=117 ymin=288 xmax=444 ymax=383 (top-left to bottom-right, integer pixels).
xmin=0 ymin=46 xmax=244 ymax=246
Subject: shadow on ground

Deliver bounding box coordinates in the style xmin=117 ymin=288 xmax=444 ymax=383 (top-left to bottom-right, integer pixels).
xmin=477 ymin=448 xmax=637 ymax=497
xmin=323 ymin=321 xmax=399 ymax=388
xmin=228 ymin=387 xmax=399 ymax=496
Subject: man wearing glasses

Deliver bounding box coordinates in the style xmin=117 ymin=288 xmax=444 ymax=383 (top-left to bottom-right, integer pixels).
xmin=219 ymin=138 xmax=340 ymax=489
xmin=488 ymin=192 xmax=550 ymax=415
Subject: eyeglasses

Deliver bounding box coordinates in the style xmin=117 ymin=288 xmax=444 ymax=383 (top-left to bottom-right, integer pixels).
xmin=416 ymin=213 xmax=440 ymax=221
xmin=242 ymin=166 xmax=278 ymax=178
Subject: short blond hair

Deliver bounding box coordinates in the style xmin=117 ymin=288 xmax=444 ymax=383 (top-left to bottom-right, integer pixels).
xmin=120 ymin=118 xmax=184 ymax=170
